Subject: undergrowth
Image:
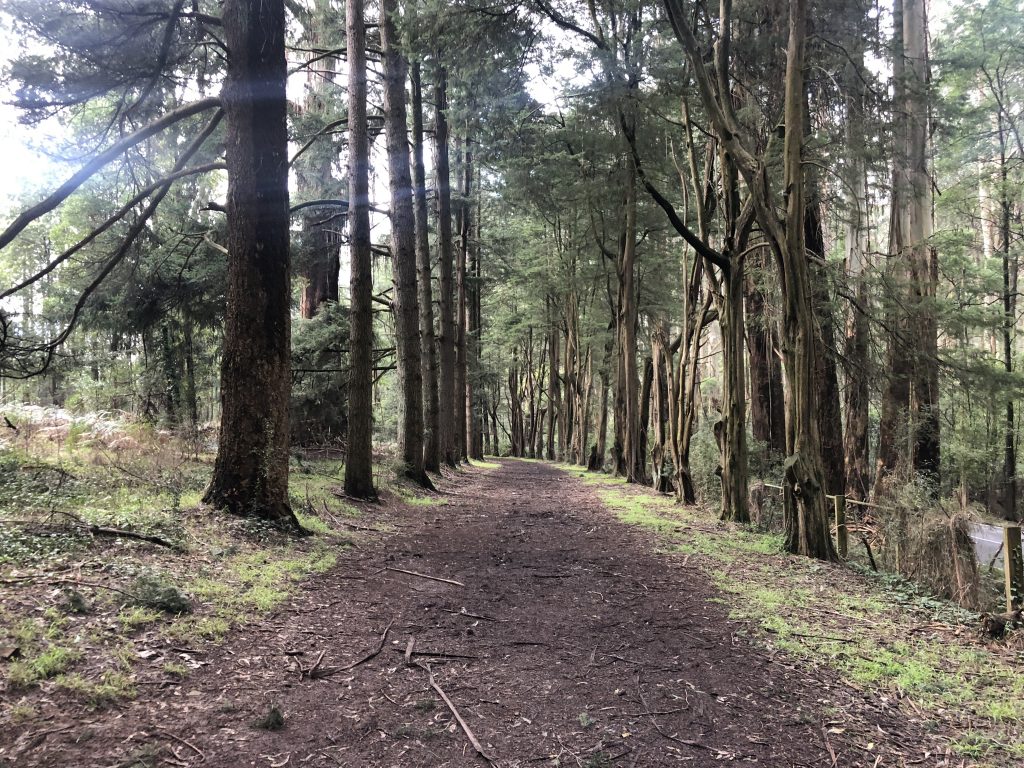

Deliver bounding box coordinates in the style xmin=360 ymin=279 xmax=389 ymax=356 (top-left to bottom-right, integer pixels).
xmin=0 ymin=432 xmax=366 ymax=714
xmin=567 ymin=466 xmax=1024 ymax=768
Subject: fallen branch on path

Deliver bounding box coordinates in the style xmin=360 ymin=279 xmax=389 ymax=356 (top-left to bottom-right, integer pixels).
xmin=444 ymin=607 xmax=501 ymax=622
xmin=391 ymin=647 xmax=479 ymax=661
xmin=385 ymin=567 xmax=464 ymax=587
xmin=338 ymin=619 xmax=394 ymax=672
xmin=153 ymin=726 xmax=205 ymax=762
xmin=417 ymin=662 xmax=496 ymax=765
xmin=296 ymin=620 xmax=394 ymax=680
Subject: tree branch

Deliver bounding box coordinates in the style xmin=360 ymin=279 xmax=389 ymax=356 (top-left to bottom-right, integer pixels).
xmin=0 ymin=96 xmax=221 ymax=253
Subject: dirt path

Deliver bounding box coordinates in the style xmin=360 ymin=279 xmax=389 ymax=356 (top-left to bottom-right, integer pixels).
xmin=6 ymin=460 xmax=932 ymax=767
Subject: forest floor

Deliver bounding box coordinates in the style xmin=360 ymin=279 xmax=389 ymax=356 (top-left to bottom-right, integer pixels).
xmin=2 ymin=457 xmax=1024 ymax=767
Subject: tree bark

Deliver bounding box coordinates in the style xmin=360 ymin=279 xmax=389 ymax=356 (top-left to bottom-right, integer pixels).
xmin=411 ymin=62 xmax=440 ymax=474
xmin=620 ymin=160 xmax=643 ymax=483
xmin=842 ymin=30 xmax=872 ymax=501
xmin=745 ymin=254 xmax=785 ymax=455
xmin=546 ymin=297 xmax=559 ymax=460
xmin=806 ymin=199 xmax=845 ymax=495
xmin=779 ymin=0 xmax=835 ymax=559
xmin=381 ymin=0 xmax=428 ymax=487
xmin=343 ymin=0 xmax=377 ymax=499
xmin=455 ymin=136 xmax=472 ymax=462
xmin=903 ymin=0 xmax=940 ymax=488
xmin=434 ymin=65 xmax=458 ymax=468
xmin=204 ymin=0 xmax=298 ymax=525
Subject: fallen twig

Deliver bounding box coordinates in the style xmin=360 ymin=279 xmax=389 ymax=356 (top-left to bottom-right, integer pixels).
xmin=154 ymin=726 xmax=205 ymax=762
xmin=385 ymin=567 xmax=464 ymax=587
xmin=821 ymin=725 xmax=838 ymax=767
xmin=444 ymin=607 xmax=500 ymax=622
xmin=301 ymin=650 xmax=327 ymax=679
xmin=88 ymin=523 xmax=176 ymax=549
xmin=338 ymin=619 xmax=394 ymax=672
xmin=418 ymin=662 xmax=496 ymax=765
xmin=636 ymin=673 xmax=733 ymax=759
xmin=51 ymin=578 xmax=140 ymax=600
xmin=392 ymin=647 xmax=479 ymax=661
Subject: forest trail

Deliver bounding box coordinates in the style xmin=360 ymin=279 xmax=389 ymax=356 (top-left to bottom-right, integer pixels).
xmin=9 ymin=460 xmax=938 ymax=768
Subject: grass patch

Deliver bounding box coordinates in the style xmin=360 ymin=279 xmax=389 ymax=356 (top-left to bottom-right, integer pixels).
xmin=55 ymin=669 xmax=135 ymax=709
xmin=7 ymin=645 xmax=81 ymax=688
xmin=469 ymin=459 xmax=501 ymax=470
xmin=117 ymin=606 xmax=163 ymax=631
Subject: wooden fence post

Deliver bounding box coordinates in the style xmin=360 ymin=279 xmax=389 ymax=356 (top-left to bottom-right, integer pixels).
xmin=1004 ymin=525 xmax=1024 ymax=613
xmin=834 ymin=494 xmax=847 ymax=559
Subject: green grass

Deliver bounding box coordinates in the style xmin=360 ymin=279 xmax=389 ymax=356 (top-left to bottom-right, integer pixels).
xmin=7 ymin=645 xmax=82 ymax=688
xmin=469 ymin=458 xmax=501 ymax=470
xmin=55 ymin=669 xmax=135 ymax=709
xmin=117 ymin=606 xmax=163 ymax=631
xmin=1 ymin=440 xmax=365 ymax=712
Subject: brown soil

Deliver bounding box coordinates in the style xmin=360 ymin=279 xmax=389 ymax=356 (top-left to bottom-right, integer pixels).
xmin=3 ymin=460 xmax=943 ymax=767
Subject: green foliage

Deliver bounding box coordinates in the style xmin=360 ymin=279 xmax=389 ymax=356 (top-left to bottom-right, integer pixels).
xmin=291 ymin=302 xmax=350 ymax=445
xmin=131 ymin=572 xmax=191 ymax=615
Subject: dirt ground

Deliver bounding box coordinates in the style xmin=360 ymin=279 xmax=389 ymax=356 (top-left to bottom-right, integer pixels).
xmin=2 ymin=460 xmax=948 ymax=767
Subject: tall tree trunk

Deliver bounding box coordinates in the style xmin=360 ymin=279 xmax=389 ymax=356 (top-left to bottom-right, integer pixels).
xmin=806 ymin=199 xmax=845 ymax=495
xmin=874 ymin=0 xmax=912 ymax=498
xmin=904 ymin=0 xmax=939 ymax=488
xmin=381 ymin=0 xmax=428 ymax=487
xmin=296 ymin=1 xmax=339 ymax=319
xmin=410 ymin=63 xmax=440 ymax=474
xmin=455 ymin=135 xmax=471 ymax=462
xmin=205 ymin=0 xmax=298 ymax=525
xmin=779 ymin=0 xmax=835 ymax=559
xmin=842 ymin=31 xmax=871 ymax=501
xmin=546 ymin=298 xmax=559 ymax=461
xmin=592 ymin=373 xmax=610 ymax=471
xmin=719 ymin=260 xmax=749 ymax=522
xmin=620 ymin=161 xmax=642 ymax=483
xmin=434 ymin=65 xmax=458 ymax=468
xmin=998 ymin=114 xmax=1017 ymax=519
xmin=468 ymin=190 xmax=484 ymax=460
xmin=342 ymin=0 xmax=376 ymax=499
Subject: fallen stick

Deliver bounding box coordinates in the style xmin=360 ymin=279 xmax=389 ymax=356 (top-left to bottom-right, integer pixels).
xmin=418 ymin=663 xmax=495 ymax=765
xmin=337 ymin=619 xmax=394 ymax=672
xmin=385 ymin=567 xmax=464 ymax=587
xmin=444 ymin=608 xmax=500 ymax=622
xmin=340 ymin=520 xmax=386 ymax=533
xmin=392 ymin=648 xmax=479 ymax=661
xmin=88 ymin=524 xmax=176 ymax=549
xmin=154 ymin=726 xmax=205 ymax=761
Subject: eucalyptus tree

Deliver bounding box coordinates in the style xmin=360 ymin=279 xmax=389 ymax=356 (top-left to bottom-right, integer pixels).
xmin=663 ymin=0 xmax=836 ymax=558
